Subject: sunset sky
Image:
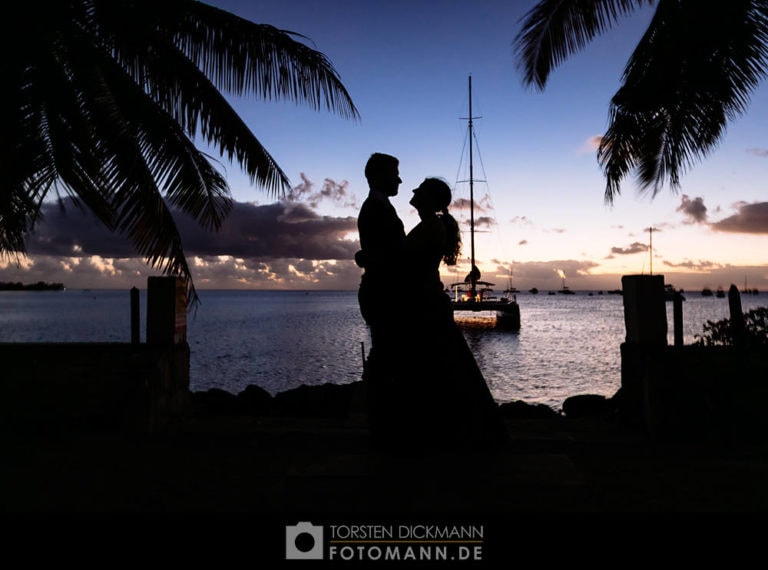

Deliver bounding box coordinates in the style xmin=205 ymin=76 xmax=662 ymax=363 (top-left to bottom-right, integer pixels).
xmin=3 ymin=0 xmax=767 ymax=293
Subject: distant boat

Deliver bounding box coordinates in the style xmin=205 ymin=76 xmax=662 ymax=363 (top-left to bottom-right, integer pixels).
xmin=742 ymin=276 xmax=760 ymax=295
xmin=665 ymin=284 xmax=685 ymax=301
xmin=557 ymin=277 xmax=575 ymax=295
xmin=503 ymin=272 xmax=519 ymax=295
xmin=701 ymin=287 xmax=714 ymax=297
xmin=528 ymin=287 xmax=539 ymax=295
xmin=716 ymin=286 xmax=725 ymax=298
xmin=503 ymin=284 xmax=520 ymax=295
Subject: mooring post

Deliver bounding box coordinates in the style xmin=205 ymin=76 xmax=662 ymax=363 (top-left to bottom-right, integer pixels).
xmin=728 ymin=284 xmax=746 ymax=346
xmin=130 ymin=286 xmax=140 ymax=344
xmin=144 ymin=276 xmax=190 ymax=430
xmin=620 ymin=274 xmax=667 ymax=429
xmin=673 ymin=292 xmax=684 ymax=347
xmin=622 ymin=274 xmax=667 ymax=345
xmin=146 ymin=276 xmax=187 ymax=345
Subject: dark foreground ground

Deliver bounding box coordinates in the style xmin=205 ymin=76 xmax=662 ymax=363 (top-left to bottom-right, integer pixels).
xmin=4 ymin=407 xmax=768 ymax=564
xmin=4 ymin=409 xmax=768 ymax=518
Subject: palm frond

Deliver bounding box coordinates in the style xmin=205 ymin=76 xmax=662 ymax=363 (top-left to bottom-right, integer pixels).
xmin=600 ymin=0 xmax=768 ymax=200
xmin=130 ymin=33 xmax=292 ymax=196
xmin=514 ymin=0 xmax=654 ymax=89
xmin=175 ymin=2 xmax=360 ymax=120
xmin=75 ymin=39 xmax=235 ymax=230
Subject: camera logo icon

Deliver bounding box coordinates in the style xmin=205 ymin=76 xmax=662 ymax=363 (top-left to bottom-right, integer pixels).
xmin=285 ymin=522 xmax=324 ymax=560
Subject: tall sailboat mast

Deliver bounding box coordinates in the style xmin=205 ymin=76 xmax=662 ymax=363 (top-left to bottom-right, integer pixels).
xmin=467 ymin=75 xmax=477 ymax=296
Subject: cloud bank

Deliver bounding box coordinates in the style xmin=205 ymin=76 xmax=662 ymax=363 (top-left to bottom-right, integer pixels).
xmin=711 ymin=201 xmax=768 ymax=234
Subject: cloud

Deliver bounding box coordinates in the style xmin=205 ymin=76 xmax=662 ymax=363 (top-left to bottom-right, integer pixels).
xmin=452 ymin=194 xmax=492 ymax=214
xmin=710 ymin=201 xmax=768 ymax=234
xmin=452 ymin=193 xmax=496 ymax=232
xmin=510 ymin=215 xmax=532 ymax=225
xmin=188 ymin=256 xmax=362 ymax=289
xmin=462 ymin=259 xmax=599 ymax=285
xmin=286 ymin=173 xmax=356 ymax=209
xmin=466 ymin=215 xmax=496 ymax=231
xmin=610 ymin=242 xmax=649 ymax=256
xmin=0 ymin=254 xmax=159 ymax=289
xmin=628 ymin=223 xmax=671 ymax=237
xmin=579 ymin=135 xmax=603 ymax=153
xmin=676 ymin=195 xmax=708 ymax=224
xmin=11 ymin=174 xmax=374 ymax=290
xmin=26 ymin=197 xmax=360 ymax=261
xmin=663 ymin=259 xmax=725 ymax=271
xmin=747 ymin=148 xmax=768 ymax=158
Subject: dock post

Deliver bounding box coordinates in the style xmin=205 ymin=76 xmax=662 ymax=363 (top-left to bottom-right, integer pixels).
xmin=621 ymin=275 xmax=667 ymax=345
xmin=673 ymin=292 xmax=684 ymax=347
xmin=728 ymin=284 xmax=745 ymax=346
xmin=130 ymin=286 xmax=140 ymax=344
xmin=619 ymin=274 xmax=667 ymax=429
xmin=146 ymin=276 xmax=187 ymax=345
xmin=145 ymin=276 xmax=190 ymax=429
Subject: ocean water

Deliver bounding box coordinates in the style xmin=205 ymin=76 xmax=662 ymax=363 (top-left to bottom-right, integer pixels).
xmin=0 ymin=288 xmax=764 ymax=410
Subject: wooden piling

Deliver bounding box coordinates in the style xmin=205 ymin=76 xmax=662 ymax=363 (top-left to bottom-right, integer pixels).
xmin=147 ymin=277 xmax=187 ymax=345
xmin=621 ymin=275 xmax=667 ymax=345
xmin=672 ymin=291 xmax=684 ymax=346
xmin=130 ymin=286 xmax=140 ymax=344
xmin=728 ymin=284 xmax=746 ymax=346
xmin=673 ymin=292 xmax=684 ymax=346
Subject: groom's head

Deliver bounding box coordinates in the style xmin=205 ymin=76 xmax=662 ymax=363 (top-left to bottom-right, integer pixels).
xmin=365 ymin=153 xmax=401 ymax=197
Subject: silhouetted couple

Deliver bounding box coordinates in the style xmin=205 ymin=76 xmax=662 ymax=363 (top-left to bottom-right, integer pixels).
xmin=356 ymin=152 xmax=507 ymax=452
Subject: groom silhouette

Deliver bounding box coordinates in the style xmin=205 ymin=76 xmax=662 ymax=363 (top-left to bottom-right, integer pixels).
xmin=356 ymin=152 xmax=405 ymax=362
xmin=355 ymin=152 xmax=405 ymax=446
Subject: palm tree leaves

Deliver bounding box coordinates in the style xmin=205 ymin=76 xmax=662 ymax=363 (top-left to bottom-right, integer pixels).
xmin=601 ymin=0 xmax=768 ymax=200
xmin=1 ymin=0 xmax=359 ymax=299
xmin=177 ymin=2 xmax=359 ymax=118
xmin=514 ymin=0 xmax=768 ymax=201
xmin=514 ymin=0 xmax=653 ymax=89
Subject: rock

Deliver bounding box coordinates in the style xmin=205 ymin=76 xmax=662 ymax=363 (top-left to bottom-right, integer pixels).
xmin=191 ymin=388 xmax=240 ymax=415
xmin=237 ymin=384 xmax=273 ymax=416
xmin=562 ymin=394 xmax=612 ymax=419
xmin=498 ymin=400 xmax=559 ymax=419
xmin=273 ymin=382 xmax=358 ymax=418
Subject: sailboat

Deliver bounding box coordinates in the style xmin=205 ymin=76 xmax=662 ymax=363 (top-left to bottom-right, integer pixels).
xmin=558 ymin=281 xmax=575 ymax=295
xmin=503 ymin=270 xmax=520 ymax=295
xmin=743 ymin=275 xmax=760 ymax=295
xmin=449 ymin=76 xmax=521 ymax=331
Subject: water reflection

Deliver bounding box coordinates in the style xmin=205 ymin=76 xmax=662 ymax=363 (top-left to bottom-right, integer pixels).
xmin=1 ymin=289 xmax=764 ymax=412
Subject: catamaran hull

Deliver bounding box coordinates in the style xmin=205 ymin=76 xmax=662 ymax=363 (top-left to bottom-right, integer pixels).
xmin=452 ymin=300 xmax=521 ymax=331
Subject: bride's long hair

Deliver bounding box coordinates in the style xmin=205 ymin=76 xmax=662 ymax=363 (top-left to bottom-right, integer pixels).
xmin=419 ymin=177 xmax=461 ymax=266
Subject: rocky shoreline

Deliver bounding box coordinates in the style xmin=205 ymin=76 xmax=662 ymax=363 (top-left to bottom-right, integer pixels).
xmin=5 ymin=377 xmax=768 ymax=520
xmin=186 ymin=381 xmax=614 ymax=422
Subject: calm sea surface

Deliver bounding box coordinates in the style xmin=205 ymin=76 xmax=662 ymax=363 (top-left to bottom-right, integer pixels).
xmin=0 ymin=288 xmax=764 ymax=410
